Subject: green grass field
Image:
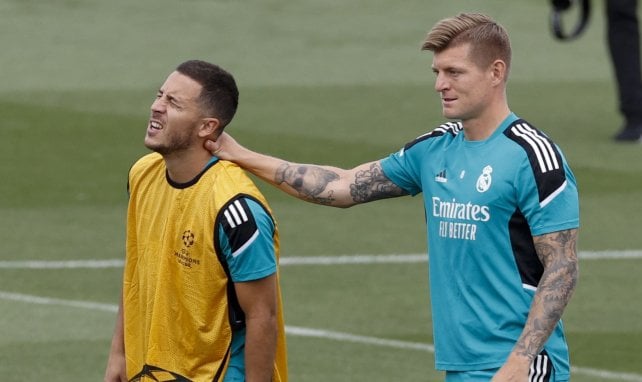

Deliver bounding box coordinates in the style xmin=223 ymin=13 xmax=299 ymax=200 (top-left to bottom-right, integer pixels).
xmin=1 ymin=0 xmax=641 ymax=380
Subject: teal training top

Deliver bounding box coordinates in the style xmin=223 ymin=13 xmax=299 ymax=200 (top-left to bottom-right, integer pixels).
xmin=380 ymin=113 xmax=579 ymax=378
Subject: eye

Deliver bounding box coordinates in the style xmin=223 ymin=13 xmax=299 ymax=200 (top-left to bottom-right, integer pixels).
xmin=168 ymin=97 xmax=183 ymax=110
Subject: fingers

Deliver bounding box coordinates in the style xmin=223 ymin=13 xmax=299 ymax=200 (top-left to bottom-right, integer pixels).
xmin=204 ymin=138 xmax=218 ymax=154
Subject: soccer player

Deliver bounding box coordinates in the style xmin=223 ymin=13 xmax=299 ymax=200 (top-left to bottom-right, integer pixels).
xmin=104 ymin=60 xmax=288 ymax=382
xmin=205 ymin=13 xmax=579 ymax=382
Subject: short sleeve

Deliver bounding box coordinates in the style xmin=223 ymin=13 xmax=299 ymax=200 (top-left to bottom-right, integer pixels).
xmin=380 ymin=122 xmax=462 ymax=196
xmin=380 ymin=149 xmax=423 ymax=196
xmin=217 ymin=196 xmax=277 ymax=282
xmin=514 ymin=151 xmax=580 ymax=236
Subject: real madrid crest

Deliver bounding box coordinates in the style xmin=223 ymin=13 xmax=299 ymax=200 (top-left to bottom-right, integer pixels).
xmin=476 ymin=165 xmax=493 ymax=193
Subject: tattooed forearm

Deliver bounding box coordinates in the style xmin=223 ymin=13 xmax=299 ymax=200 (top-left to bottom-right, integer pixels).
xmin=274 ymin=163 xmax=340 ymax=205
xmin=349 ymin=163 xmax=407 ymax=203
xmin=272 ymin=161 xmax=406 ymax=206
xmin=513 ymin=229 xmax=579 ymax=359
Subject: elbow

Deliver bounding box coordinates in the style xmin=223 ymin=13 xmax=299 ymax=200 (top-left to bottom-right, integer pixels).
xmin=566 ymin=250 xmax=580 ymax=287
xmin=245 ymin=312 xmax=278 ymax=340
xmin=334 ymin=201 xmax=357 ymax=209
xmin=306 ymin=194 xmax=357 ymax=209
xmin=247 ymin=311 xmax=277 ymax=325
xmin=558 ymin=256 xmax=579 ymax=301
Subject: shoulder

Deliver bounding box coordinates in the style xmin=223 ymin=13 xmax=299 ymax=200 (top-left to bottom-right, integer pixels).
xmin=501 ymin=118 xmax=572 ymax=205
xmin=211 ymin=159 xmax=253 ymax=183
xmin=501 ymin=118 xmax=566 ymax=173
xmin=210 ymin=160 xmax=265 ymax=196
xmin=128 ymin=153 xmax=164 ymax=186
xmin=129 ymin=152 xmax=164 ymax=178
xmin=132 ymin=152 xmax=163 ymax=170
xmin=402 ymin=121 xmax=463 ymax=153
xmin=218 ymin=195 xmax=273 ymax=229
xmin=217 ymin=195 xmax=276 ymax=261
xmin=208 ymin=161 xmax=275 ymax=217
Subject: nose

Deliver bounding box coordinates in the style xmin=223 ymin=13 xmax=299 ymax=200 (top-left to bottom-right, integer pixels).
xmin=151 ymin=96 xmax=166 ymax=113
xmin=434 ymin=73 xmax=449 ymax=93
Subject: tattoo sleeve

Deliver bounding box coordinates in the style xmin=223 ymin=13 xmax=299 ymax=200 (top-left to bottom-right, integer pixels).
xmin=349 ymin=162 xmax=407 ymax=203
xmin=275 ymin=163 xmax=340 ymax=205
xmin=273 ymin=161 xmax=407 ymax=206
xmin=513 ymin=228 xmax=579 ymax=360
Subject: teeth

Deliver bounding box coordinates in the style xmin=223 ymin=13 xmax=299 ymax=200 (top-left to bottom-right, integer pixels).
xmin=150 ymin=121 xmax=162 ymax=129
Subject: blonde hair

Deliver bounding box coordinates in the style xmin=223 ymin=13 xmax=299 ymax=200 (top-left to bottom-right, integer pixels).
xmin=422 ymin=13 xmax=511 ymax=76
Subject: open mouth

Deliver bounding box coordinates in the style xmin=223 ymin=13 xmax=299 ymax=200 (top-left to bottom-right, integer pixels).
xmin=149 ymin=120 xmax=163 ymax=130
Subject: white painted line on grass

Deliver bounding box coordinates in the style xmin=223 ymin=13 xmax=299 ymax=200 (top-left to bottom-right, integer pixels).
xmin=0 ymin=290 xmax=117 ymax=313
xmin=280 ymin=250 xmax=641 ymax=265
xmin=285 ymin=325 xmax=435 ymax=352
xmin=568 ymin=367 xmax=642 ymax=382
xmin=280 ymin=254 xmax=427 ymax=265
xmin=0 ymin=259 xmax=125 ymax=269
xmin=1 ymin=290 xmax=641 ymax=381
xmin=577 ymin=250 xmax=642 ymax=260
xmin=1 ymin=250 xmax=640 ymax=269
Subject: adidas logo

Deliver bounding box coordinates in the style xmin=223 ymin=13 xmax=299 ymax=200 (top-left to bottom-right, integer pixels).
xmin=435 ymin=169 xmax=447 ymax=183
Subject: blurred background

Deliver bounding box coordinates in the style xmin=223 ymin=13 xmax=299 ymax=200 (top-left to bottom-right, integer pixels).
xmin=1 ymin=0 xmax=640 ymax=380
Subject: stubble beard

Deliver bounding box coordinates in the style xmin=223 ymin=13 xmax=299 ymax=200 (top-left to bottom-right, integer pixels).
xmin=145 ymin=129 xmax=196 ymax=156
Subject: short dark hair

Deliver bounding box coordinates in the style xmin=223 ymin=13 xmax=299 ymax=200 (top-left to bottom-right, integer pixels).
xmin=176 ymin=60 xmax=239 ymax=128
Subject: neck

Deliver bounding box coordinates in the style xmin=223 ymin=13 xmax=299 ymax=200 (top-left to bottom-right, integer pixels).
xmin=462 ymin=101 xmax=511 ymax=141
xmin=163 ymin=148 xmax=213 ymax=184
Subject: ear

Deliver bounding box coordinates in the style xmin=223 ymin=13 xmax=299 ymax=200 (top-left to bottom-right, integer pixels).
xmin=198 ymin=118 xmax=222 ymax=139
xmin=489 ymin=59 xmax=507 ymax=86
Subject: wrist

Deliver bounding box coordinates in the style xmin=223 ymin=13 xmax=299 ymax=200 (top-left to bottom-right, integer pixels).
xmin=507 ymin=351 xmax=535 ymax=365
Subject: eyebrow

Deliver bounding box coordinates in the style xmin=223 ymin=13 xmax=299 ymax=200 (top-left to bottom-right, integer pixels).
xmin=432 ymin=63 xmax=464 ymax=72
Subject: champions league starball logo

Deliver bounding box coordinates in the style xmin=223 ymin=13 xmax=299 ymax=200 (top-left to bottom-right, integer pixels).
xmin=175 ymin=230 xmax=200 ymax=268
xmin=182 ymin=230 xmax=195 ymax=247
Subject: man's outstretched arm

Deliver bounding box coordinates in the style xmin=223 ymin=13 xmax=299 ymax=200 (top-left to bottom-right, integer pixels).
xmin=205 ymin=133 xmax=408 ymax=208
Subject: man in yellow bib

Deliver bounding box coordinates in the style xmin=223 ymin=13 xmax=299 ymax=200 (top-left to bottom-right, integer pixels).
xmin=104 ymin=60 xmax=287 ymax=382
